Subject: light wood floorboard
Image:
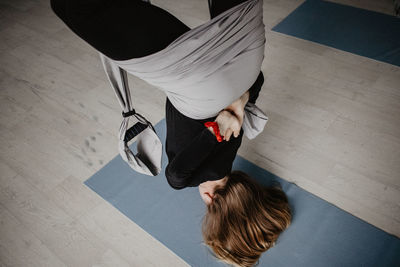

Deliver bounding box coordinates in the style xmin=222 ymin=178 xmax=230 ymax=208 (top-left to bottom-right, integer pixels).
xmin=0 ymin=0 xmax=399 ymax=266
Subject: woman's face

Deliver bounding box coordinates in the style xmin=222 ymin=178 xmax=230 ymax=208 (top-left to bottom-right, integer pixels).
xmin=198 ymin=176 xmax=228 ymax=205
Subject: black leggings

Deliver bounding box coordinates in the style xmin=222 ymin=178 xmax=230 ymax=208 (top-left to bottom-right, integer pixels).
xmin=50 ymin=0 xmax=250 ymax=60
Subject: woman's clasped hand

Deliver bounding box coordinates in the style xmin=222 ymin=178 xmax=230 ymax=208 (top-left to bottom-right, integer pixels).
xmin=209 ymin=91 xmax=249 ymax=141
xmin=215 ymin=110 xmax=241 ymax=141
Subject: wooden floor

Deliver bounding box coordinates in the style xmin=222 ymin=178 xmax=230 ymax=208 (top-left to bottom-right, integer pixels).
xmin=0 ymin=0 xmax=399 ymax=266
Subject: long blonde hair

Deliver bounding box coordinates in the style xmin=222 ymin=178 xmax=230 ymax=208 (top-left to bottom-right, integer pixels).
xmin=202 ymin=170 xmax=291 ymax=267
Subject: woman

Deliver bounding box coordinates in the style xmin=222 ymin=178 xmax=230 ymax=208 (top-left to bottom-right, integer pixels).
xmin=50 ymin=0 xmax=291 ymax=265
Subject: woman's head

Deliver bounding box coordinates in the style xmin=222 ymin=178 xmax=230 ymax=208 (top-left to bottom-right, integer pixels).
xmin=202 ymin=170 xmax=291 ymax=267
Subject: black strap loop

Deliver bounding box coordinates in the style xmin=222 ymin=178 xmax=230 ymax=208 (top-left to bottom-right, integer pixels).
xmin=122 ymin=109 xmax=136 ymax=118
xmin=124 ymin=122 xmax=148 ymax=142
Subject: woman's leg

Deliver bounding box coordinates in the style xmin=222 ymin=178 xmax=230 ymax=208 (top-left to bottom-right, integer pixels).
xmin=50 ymin=0 xmax=191 ymax=60
xmin=208 ymin=0 xmax=250 ymax=19
xmin=50 ymin=0 xmax=253 ymax=60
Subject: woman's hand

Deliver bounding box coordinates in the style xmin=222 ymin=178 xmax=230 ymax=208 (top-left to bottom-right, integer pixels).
xmin=213 ymin=90 xmax=249 ymax=141
xmin=223 ymin=90 xmax=250 ymax=130
xmin=208 ymin=90 xmax=250 ymax=141
xmin=215 ymin=110 xmax=241 ymax=141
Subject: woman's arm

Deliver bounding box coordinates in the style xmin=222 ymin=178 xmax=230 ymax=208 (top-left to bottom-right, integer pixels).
xmin=165 ymin=111 xmax=241 ymax=189
xmin=165 ymin=127 xmax=218 ymax=189
xmin=187 ymin=127 xmax=243 ymax=187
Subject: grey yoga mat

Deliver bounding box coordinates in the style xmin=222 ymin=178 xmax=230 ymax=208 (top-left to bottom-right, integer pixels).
xmin=84 ymin=119 xmax=400 ymax=267
xmin=272 ymin=0 xmax=400 ymax=67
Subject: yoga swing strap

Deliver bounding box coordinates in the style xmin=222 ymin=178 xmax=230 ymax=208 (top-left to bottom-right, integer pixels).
xmin=100 ymin=55 xmax=163 ymax=176
xmin=122 ymin=109 xmax=136 ymax=118
xmin=100 ymin=0 xmax=268 ymax=176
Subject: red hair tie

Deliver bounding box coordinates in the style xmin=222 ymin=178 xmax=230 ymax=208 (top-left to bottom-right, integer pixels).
xmin=204 ymin=121 xmax=223 ymax=142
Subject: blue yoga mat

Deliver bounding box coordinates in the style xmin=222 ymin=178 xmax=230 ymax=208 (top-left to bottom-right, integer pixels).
xmin=272 ymin=0 xmax=400 ymax=67
xmin=85 ymin=119 xmax=400 ymax=266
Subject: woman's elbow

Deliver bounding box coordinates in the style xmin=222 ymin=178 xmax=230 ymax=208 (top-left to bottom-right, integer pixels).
xmin=165 ymin=166 xmax=188 ymax=190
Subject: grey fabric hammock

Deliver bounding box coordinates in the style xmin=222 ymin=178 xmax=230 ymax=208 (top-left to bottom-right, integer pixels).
xmin=100 ymin=0 xmax=268 ymax=176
